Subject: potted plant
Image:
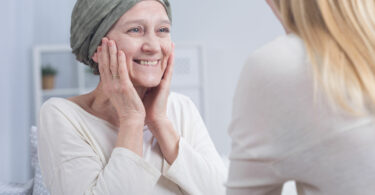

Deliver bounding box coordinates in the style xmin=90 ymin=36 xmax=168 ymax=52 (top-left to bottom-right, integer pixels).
xmin=41 ymin=64 xmax=58 ymax=89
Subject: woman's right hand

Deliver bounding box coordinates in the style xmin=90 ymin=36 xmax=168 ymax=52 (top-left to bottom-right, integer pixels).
xmin=97 ymin=37 xmax=145 ymax=126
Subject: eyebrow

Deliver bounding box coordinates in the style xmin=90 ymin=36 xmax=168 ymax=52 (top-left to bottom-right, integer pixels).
xmin=122 ymin=19 xmax=171 ymax=26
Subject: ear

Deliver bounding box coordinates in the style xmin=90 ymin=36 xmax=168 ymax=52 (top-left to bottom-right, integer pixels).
xmin=92 ymin=52 xmax=98 ymax=63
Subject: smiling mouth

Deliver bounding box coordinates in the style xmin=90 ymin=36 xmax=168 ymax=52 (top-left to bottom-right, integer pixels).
xmin=133 ymin=59 xmax=160 ymax=66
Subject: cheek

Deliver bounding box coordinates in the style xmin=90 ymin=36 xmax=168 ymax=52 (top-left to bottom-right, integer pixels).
xmin=160 ymin=40 xmax=172 ymax=72
xmin=116 ymin=39 xmax=140 ymax=70
xmin=160 ymin=40 xmax=172 ymax=56
xmin=107 ymin=32 xmax=139 ymax=55
xmin=116 ymin=39 xmax=139 ymax=56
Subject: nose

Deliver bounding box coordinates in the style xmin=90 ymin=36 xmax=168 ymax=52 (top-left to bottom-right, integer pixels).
xmin=141 ymin=33 xmax=160 ymax=54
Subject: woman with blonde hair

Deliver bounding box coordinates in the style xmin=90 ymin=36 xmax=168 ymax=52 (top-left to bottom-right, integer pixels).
xmin=227 ymin=0 xmax=375 ymax=194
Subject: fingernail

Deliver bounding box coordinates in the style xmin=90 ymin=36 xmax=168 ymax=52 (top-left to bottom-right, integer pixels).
xmin=102 ymin=38 xmax=107 ymax=44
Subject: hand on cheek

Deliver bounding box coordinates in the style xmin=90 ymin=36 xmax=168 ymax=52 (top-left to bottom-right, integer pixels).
xmin=143 ymin=42 xmax=179 ymax=164
xmin=143 ymin=42 xmax=174 ymax=126
xmin=97 ymin=37 xmax=145 ymax=124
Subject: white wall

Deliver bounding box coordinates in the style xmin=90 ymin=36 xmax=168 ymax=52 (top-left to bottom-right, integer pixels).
xmin=171 ymin=0 xmax=284 ymax=154
xmin=0 ymin=0 xmax=34 ymax=183
xmin=0 ymin=0 xmax=284 ymax=182
xmin=0 ymin=1 xmax=15 ymax=182
xmin=33 ymin=0 xmax=76 ymax=44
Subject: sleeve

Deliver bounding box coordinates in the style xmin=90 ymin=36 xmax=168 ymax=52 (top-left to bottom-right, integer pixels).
xmin=162 ymin=97 xmax=228 ymax=195
xmin=226 ymin=52 xmax=297 ymax=194
xmin=38 ymin=101 xmax=161 ymax=195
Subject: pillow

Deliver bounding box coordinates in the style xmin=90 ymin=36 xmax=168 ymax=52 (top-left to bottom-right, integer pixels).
xmin=30 ymin=126 xmax=50 ymax=195
xmin=0 ymin=180 xmax=33 ymax=195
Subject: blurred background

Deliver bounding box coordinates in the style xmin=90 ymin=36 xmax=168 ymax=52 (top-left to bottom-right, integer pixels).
xmin=0 ymin=0 xmax=284 ymax=183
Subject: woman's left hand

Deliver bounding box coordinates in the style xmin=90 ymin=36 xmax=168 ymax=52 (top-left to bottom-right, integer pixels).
xmin=143 ymin=43 xmax=180 ymax=164
xmin=143 ymin=43 xmax=175 ymax=127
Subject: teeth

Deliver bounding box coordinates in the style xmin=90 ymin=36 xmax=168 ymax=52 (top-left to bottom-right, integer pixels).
xmin=139 ymin=60 xmax=158 ymax=65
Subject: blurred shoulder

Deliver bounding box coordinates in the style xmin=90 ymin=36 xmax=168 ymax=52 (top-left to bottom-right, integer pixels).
xmin=252 ymin=33 xmax=305 ymax=59
xmin=233 ymin=34 xmax=314 ymax=118
xmin=237 ymin=34 xmax=311 ymax=94
xmin=39 ymin=97 xmax=81 ymax=122
xmin=243 ymin=34 xmax=307 ymax=76
xmin=40 ymin=97 xmax=72 ymax=113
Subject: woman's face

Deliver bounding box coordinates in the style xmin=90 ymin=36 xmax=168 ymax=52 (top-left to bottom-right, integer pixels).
xmin=105 ymin=0 xmax=172 ymax=88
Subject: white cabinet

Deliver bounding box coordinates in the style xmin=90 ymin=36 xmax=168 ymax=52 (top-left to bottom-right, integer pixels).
xmin=32 ymin=43 xmax=206 ymax=125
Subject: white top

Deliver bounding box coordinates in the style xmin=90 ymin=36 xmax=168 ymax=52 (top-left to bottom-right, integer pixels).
xmin=227 ymin=34 xmax=375 ymax=195
xmin=38 ymin=92 xmax=227 ymax=195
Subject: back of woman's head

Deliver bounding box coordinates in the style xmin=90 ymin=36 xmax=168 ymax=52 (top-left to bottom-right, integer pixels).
xmin=272 ymin=0 xmax=375 ymax=115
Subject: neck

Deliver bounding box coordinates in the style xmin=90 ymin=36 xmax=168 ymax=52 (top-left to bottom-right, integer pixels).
xmin=135 ymin=86 xmax=147 ymax=100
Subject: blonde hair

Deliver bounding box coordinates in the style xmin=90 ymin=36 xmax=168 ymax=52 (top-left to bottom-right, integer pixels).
xmin=272 ymin=0 xmax=375 ymax=115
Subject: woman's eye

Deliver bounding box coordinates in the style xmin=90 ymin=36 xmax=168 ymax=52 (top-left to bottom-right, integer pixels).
xmin=127 ymin=27 xmax=141 ymax=33
xmin=159 ymin=27 xmax=170 ymax=33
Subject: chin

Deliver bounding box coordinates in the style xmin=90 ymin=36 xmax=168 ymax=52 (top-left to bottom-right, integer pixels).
xmin=132 ymin=76 xmax=162 ymax=88
xmin=129 ymin=62 xmax=165 ymax=88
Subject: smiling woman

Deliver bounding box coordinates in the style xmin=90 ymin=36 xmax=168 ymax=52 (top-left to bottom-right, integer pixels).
xmin=93 ymin=1 xmax=173 ymax=88
xmin=37 ymin=0 xmax=227 ymax=194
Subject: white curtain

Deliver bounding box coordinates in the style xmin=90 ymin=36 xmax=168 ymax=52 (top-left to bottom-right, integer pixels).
xmin=0 ymin=0 xmax=34 ymax=183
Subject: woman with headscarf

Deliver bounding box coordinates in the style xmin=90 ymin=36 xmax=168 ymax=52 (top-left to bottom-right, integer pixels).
xmin=227 ymin=0 xmax=375 ymax=194
xmin=38 ymin=0 xmax=227 ymax=194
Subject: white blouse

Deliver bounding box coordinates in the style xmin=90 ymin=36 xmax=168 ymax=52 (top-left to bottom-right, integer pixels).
xmin=227 ymin=34 xmax=375 ymax=195
xmin=38 ymin=92 xmax=227 ymax=195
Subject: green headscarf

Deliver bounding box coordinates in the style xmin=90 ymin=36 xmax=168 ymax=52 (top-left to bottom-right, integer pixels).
xmin=70 ymin=0 xmax=172 ymax=74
